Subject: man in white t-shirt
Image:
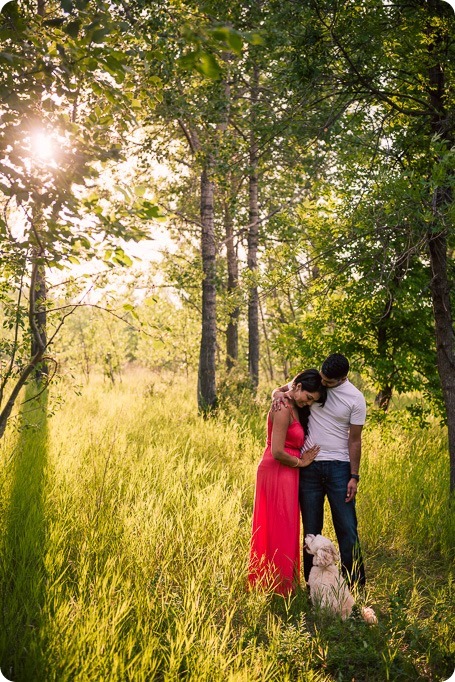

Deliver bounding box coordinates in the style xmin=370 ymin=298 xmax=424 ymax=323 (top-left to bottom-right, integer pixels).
xmin=273 ymin=353 xmax=367 ymax=588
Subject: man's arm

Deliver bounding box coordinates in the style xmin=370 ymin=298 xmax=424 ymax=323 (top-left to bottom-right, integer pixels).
xmin=271 ymin=383 xmax=291 ymax=399
xmin=271 ymin=383 xmax=292 ymax=411
xmin=346 ymin=424 xmax=363 ymax=502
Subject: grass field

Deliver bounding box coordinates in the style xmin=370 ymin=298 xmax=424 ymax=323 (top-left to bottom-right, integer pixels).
xmin=0 ymin=370 xmax=453 ymax=681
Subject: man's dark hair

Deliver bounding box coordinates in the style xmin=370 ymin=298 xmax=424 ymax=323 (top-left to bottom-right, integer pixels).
xmin=321 ymin=353 xmax=349 ymax=379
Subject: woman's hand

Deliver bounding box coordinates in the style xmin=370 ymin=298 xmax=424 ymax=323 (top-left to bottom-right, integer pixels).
xmin=299 ymin=445 xmax=320 ymax=467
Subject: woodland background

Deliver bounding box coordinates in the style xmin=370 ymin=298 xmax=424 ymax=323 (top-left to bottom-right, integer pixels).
xmin=0 ymin=0 xmax=454 ymax=680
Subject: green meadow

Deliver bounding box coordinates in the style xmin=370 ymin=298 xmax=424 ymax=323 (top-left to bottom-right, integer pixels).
xmin=0 ymin=371 xmax=453 ymax=682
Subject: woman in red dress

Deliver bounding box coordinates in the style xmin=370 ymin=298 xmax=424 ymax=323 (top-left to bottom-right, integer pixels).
xmin=249 ymin=369 xmax=326 ymax=595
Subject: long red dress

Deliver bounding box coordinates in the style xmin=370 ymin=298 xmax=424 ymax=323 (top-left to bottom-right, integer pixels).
xmin=248 ymin=411 xmax=304 ymax=595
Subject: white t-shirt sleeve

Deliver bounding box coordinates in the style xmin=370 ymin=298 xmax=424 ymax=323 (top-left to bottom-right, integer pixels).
xmin=350 ymin=395 xmax=367 ymax=425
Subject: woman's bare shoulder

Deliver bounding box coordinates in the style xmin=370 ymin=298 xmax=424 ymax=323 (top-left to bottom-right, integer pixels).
xmin=269 ymin=400 xmax=291 ymax=424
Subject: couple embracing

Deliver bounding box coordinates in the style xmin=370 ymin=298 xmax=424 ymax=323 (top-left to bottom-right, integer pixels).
xmin=248 ymin=353 xmax=367 ymax=596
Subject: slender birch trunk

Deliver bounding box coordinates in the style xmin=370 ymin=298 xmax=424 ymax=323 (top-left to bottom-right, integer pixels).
xmin=248 ymin=62 xmax=260 ymax=391
xmin=31 ymin=0 xmax=48 ymax=383
xmin=225 ymin=197 xmax=239 ymax=370
xmin=198 ymin=166 xmax=217 ymax=413
xmin=259 ymin=296 xmax=274 ymax=382
xmin=30 ymin=250 xmax=48 ymax=383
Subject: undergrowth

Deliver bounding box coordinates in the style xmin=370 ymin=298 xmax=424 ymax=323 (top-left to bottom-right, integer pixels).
xmin=0 ymin=370 xmax=453 ymax=681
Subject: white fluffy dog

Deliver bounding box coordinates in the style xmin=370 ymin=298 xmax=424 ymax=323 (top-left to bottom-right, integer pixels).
xmin=305 ymin=534 xmax=377 ymax=624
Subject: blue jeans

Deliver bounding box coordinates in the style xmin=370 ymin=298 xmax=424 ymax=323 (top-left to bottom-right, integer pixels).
xmin=299 ymin=460 xmax=366 ymax=588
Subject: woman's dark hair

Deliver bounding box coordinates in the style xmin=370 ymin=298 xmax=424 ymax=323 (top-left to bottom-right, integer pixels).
xmin=291 ymin=369 xmax=326 ymax=434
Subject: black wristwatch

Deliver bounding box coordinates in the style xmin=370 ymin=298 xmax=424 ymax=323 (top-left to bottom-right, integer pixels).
xmin=350 ymin=474 xmax=360 ymax=481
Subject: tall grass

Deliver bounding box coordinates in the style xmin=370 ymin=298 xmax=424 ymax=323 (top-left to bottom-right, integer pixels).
xmin=0 ymin=370 xmax=453 ymax=681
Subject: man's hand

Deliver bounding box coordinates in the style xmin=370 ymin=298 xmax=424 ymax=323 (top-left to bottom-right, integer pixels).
xmin=345 ymin=478 xmax=358 ymax=503
xmin=271 ymin=390 xmax=291 ymax=412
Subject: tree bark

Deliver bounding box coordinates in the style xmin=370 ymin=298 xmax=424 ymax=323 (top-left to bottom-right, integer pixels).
xmin=248 ymin=62 xmax=260 ymax=391
xmin=374 ymin=290 xmax=395 ymax=411
xmin=427 ymin=225 xmax=455 ymax=493
xmin=427 ymin=11 xmax=455 ymax=493
xmin=32 ymin=0 xmax=48 ymax=381
xmin=225 ymin=197 xmax=239 ymax=371
xmin=217 ymin=62 xmax=239 ymax=373
xmin=197 ymin=166 xmax=217 ymax=413
xmin=0 ymin=259 xmax=46 ymax=439
xmin=259 ymin=295 xmax=274 ymax=382
xmin=375 ymin=387 xmax=393 ymax=411
xmin=31 ymin=250 xmax=48 ymax=383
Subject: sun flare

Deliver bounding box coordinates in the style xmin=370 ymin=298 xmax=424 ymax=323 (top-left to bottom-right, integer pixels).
xmin=30 ymin=130 xmax=55 ymax=162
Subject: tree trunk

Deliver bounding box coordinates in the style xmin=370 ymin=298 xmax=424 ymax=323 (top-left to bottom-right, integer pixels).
xmin=0 ymin=259 xmax=47 ymax=439
xmin=375 ymin=387 xmax=393 ymax=411
xmin=427 ymin=13 xmax=455 ymax=494
xmin=375 ymin=294 xmax=394 ymax=411
xmin=31 ymin=252 xmax=48 ymax=383
xmin=427 ymin=226 xmax=455 ymax=493
xmin=197 ymin=166 xmax=217 ymax=414
xmin=248 ymin=62 xmax=260 ymax=391
xmin=33 ymin=0 xmax=47 ymax=381
xmin=259 ymin=296 xmax=274 ymax=382
xmin=225 ymin=198 xmax=239 ymax=371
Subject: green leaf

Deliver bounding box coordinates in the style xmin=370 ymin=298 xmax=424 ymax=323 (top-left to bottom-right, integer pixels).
xmin=225 ymin=31 xmax=243 ymax=55
xmin=141 ymin=202 xmax=161 ymax=219
xmin=114 ymin=185 xmax=132 ymax=201
xmin=103 ymin=55 xmax=125 ymax=82
xmin=179 ymin=52 xmax=197 ymax=70
xmin=247 ymin=32 xmax=265 ymax=46
xmin=60 ymin=0 xmax=73 ymax=11
xmin=91 ymin=27 xmax=110 ymax=44
xmin=194 ymin=52 xmax=222 ymax=79
xmin=0 ymin=53 xmax=15 ymax=64
xmin=114 ymin=249 xmax=133 ymax=267
xmin=44 ymin=18 xmax=66 ymax=27
xmin=79 ymin=236 xmax=91 ymax=250
xmin=211 ymin=27 xmax=230 ymax=41
xmin=210 ymin=27 xmax=243 ymax=55
xmin=64 ymin=20 xmax=81 ymax=38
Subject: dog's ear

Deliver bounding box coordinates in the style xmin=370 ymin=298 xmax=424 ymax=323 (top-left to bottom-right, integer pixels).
xmin=304 ymin=534 xmax=315 ymax=554
xmin=330 ymin=545 xmax=340 ymax=563
xmin=314 ymin=548 xmax=334 ymax=567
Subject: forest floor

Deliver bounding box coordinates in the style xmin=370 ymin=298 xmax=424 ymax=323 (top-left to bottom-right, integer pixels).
xmin=0 ymin=369 xmax=453 ymax=681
